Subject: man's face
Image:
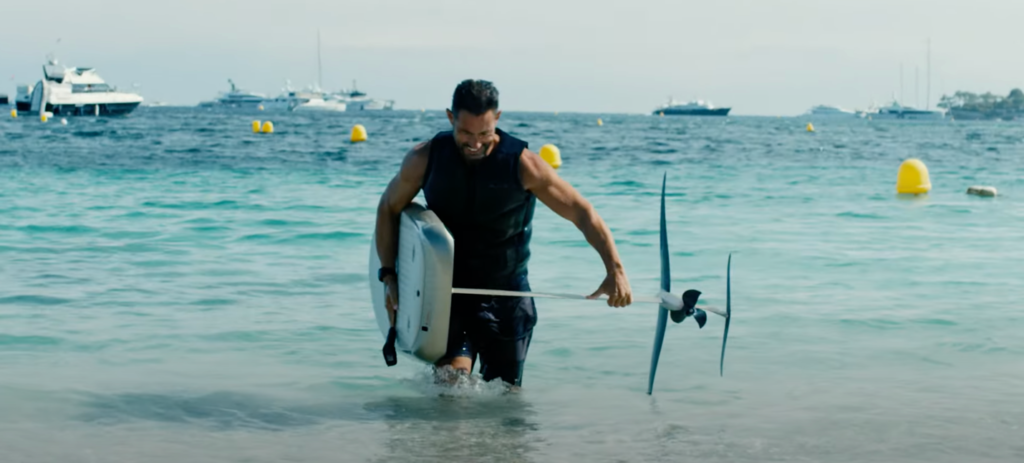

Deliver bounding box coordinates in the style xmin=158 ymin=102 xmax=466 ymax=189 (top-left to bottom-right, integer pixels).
xmin=447 ymin=109 xmax=501 ymax=163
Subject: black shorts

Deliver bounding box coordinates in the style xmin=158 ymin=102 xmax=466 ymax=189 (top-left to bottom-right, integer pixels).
xmin=443 ymin=276 xmax=537 ymax=387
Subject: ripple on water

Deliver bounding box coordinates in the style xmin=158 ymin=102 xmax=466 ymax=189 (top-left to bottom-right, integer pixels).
xmin=0 ymin=295 xmax=74 ymax=306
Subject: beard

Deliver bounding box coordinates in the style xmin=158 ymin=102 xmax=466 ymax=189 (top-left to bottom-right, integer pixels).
xmin=460 ymin=142 xmax=492 ymax=163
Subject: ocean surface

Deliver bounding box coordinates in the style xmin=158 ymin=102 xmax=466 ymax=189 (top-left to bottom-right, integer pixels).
xmin=1 ymin=108 xmax=1023 ymax=462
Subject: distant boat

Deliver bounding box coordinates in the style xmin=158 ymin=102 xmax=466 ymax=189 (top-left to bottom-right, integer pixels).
xmin=652 ymin=98 xmax=730 ymax=116
xmin=329 ymin=80 xmax=394 ymax=111
xmin=14 ymin=85 xmax=32 ymax=111
xmin=16 ymin=56 xmax=143 ymax=116
xmin=263 ymin=81 xmax=347 ymax=112
xmin=871 ymin=100 xmax=946 ymax=120
xmin=803 ymin=105 xmax=859 ymax=118
xmin=198 ymin=79 xmax=265 ymax=109
xmin=0 ymin=93 xmax=8 ymax=105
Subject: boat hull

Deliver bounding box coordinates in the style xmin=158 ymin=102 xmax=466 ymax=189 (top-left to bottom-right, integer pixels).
xmin=654 ymin=107 xmax=731 ymax=116
xmin=46 ymin=102 xmax=141 ymax=116
xmin=873 ymin=110 xmax=945 ymax=121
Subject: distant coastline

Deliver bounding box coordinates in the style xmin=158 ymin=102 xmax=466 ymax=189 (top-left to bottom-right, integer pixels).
xmin=938 ymin=89 xmax=1024 ymax=121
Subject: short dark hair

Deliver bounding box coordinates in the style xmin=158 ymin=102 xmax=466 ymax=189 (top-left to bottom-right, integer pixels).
xmin=451 ymin=79 xmax=499 ymax=117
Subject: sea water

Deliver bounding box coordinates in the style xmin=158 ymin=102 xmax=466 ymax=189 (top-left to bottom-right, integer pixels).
xmin=1 ymin=108 xmax=1023 ymax=462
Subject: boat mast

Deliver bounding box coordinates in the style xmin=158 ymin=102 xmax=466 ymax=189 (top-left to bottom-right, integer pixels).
xmin=915 ymin=66 xmax=920 ymax=108
xmin=900 ymin=63 xmax=904 ymax=105
xmin=317 ymin=29 xmax=323 ymax=91
xmin=926 ymin=38 xmax=931 ymax=110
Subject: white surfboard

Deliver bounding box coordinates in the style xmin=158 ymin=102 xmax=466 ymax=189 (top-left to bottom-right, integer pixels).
xmin=368 ymin=203 xmax=454 ymax=364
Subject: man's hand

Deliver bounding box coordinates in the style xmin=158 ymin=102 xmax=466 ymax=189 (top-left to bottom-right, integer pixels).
xmin=587 ymin=269 xmax=633 ymax=307
xmin=384 ymin=274 xmax=399 ymax=326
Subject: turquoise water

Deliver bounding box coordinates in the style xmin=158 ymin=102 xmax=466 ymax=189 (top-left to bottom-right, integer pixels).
xmin=2 ymin=109 xmax=1023 ymax=462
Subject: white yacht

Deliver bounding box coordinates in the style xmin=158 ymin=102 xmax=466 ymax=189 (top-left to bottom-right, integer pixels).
xmin=17 ymin=57 xmax=143 ymax=116
xmin=198 ymin=79 xmax=265 ymax=109
xmin=803 ymin=105 xmax=859 ymax=118
xmin=330 ymin=81 xmax=394 ymax=111
xmin=262 ymin=82 xmax=346 ymax=112
xmin=870 ymin=100 xmax=946 ymax=120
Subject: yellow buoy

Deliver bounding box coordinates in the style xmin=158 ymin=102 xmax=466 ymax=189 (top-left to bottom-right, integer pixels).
xmin=252 ymin=120 xmax=261 ymax=133
xmin=659 ymin=112 xmax=664 ymax=117
xmin=806 ymin=123 xmax=815 ymax=132
xmin=258 ymin=104 xmax=264 ymax=111
xmin=896 ymin=158 xmax=931 ymax=194
xmin=597 ymin=118 xmax=603 ymax=126
xmin=40 ymin=113 xmax=48 ymax=123
xmin=351 ymin=124 xmax=368 ymax=143
xmin=538 ymin=144 xmax=562 ymax=169
xmin=9 ymin=109 xmax=16 ymax=119
xmin=260 ymin=121 xmax=274 ymax=134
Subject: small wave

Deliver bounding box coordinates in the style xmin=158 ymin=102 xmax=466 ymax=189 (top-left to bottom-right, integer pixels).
xmin=72 ymin=130 xmax=108 ymax=138
xmin=237 ymin=233 xmax=276 ymax=241
xmin=19 ymin=224 xmax=97 ymax=234
xmin=163 ymin=147 xmax=206 ymax=154
xmin=838 ymin=318 xmax=902 ymax=330
xmin=180 ymin=217 xmax=218 ymax=224
xmin=79 ymin=243 xmax=163 ymax=254
xmin=0 ymin=334 xmax=63 ymax=346
xmin=188 ymin=298 xmax=237 ymax=306
xmin=118 ymin=211 xmax=178 ymax=219
xmin=605 ymin=180 xmax=645 ymax=188
xmin=0 ymin=295 xmax=73 ymax=306
xmin=128 ymin=260 xmax=187 ymax=268
xmin=910 ymin=318 xmax=957 ymax=327
xmin=142 ymin=200 xmax=265 ymax=211
xmin=276 ymin=231 xmax=361 ymax=243
xmin=99 ymin=230 xmax=162 ymax=240
xmin=76 ymin=391 xmax=324 ymax=429
xmin=257 ymin=219 xmax=319 ymax=227
xmin=938 ymin=341 xmax=1004 ymax=353
xmin=0 ymin=245 xmax=59 ymax=254
xmin=836 ymin=211 xmax=885 ymax=220
xmin=402 ymin=365 xmax=515 ymax=398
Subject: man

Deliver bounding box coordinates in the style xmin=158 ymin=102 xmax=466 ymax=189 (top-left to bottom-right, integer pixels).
xmin=375 ymin=79 xmax=632 ymax=388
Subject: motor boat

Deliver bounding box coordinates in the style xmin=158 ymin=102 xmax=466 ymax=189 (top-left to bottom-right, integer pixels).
xmin=870 ymin=100 xmax=946 ymax=120
xmin=803 ymin=104 xmax=859 ymax=118
xmin=198 ymin=79 xmax=265 ymax=109
xmin=18 ymin=56 xmax=143 ymax=116
xmin=329 ymin=80 xmax=394 ymax=111
xmin=652 ymin=97 xmax=730 ymax=116
xmin=262 ymin=81 xmax=347 ymax=112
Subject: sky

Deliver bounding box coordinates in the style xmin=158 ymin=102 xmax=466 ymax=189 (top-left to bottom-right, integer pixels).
xmin=2 ymin=0 xmax=1022 ymax=115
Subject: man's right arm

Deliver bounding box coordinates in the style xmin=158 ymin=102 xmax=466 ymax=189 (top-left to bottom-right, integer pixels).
xmin=375 ymin=142 xmax=429 ymax=321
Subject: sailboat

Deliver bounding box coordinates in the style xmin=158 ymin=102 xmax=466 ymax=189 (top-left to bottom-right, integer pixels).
xmin=329 ymin=80 xmax=395 ymax=111
xmin=288 ymin=31 xmax=347 ymax=112
xmin=873 ymin=39 xmax=945 ymax=120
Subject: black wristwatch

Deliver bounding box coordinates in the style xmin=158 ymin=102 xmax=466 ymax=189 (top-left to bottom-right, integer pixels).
xmin=378 ymin=267 xmax=397 ymax=282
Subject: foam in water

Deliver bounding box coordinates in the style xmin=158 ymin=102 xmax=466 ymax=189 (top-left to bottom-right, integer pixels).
xmin=401 ymin=365 xmax=516 ymax=398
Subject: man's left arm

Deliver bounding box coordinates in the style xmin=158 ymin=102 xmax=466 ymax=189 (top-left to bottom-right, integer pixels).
xmin=520 ymin=148 xmax=633 ymax=307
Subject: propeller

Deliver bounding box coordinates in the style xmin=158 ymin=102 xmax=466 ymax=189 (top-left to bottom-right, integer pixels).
xmin=646 ymin=173 xmax=735 ymax=395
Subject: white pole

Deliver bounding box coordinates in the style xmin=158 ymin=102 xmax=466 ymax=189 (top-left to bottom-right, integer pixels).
xmin=450 ymin=288 xmax=727 ymax=318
